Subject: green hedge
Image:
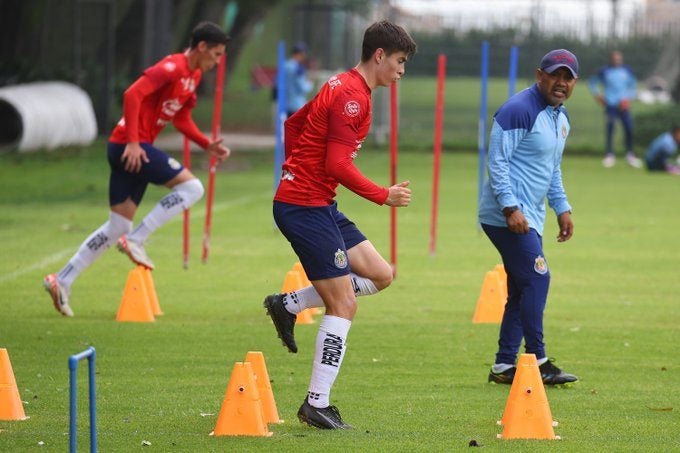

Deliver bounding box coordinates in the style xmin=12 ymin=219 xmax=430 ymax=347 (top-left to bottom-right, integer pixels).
xmin=634 ymin=104 xmax=680 ymax=148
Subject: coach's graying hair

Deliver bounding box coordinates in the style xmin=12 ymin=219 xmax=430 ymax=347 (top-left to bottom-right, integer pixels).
xmin=190 ymin=21 xmax=230 ymax=49
xmin=361 ymin=20 xmax=417 ymax=63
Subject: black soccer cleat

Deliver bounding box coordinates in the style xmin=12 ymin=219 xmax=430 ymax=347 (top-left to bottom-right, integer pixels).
xmin=297 ymin=399 xmax=353 ymax=430
xmin=263 ymin=293 xmax=298 ymax=353
xmin=539 ymin=359 xmax=579 ymax=386
xmin=488 ymin=366 xmax=516 ymax=384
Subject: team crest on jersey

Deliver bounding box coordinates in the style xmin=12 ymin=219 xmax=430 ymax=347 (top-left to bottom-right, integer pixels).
xmin=180 ymin=77 xmax=196 ymax=92
xmin=562 ymin=124 xmax=568 ymax=138
xmin=168 ymin=157 xmax=181 ymax=170
xmin=344 ymin=100 xmax=360 ymax=117
xmin=534 ymin=256 xmax=548 ymax=275
xmin=334 ymin=249 xmax=348 ymax=269
xmin=163 ymin=61 xmax=177 ymax=72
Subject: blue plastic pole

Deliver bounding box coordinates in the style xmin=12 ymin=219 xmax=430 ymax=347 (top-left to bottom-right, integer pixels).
xmin=508 ymin=45 xmax=519 ymax=98
xmin=273 ymin=40 xmax=287 ymax=193
xmin=478 ymin=41 xmax=489 ymax=212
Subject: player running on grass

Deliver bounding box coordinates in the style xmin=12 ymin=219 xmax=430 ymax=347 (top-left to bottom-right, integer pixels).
xmin=263 ymin=20 xmax=416 ymax=429
xmin=43 ymin=21 xmax=230 ymax=317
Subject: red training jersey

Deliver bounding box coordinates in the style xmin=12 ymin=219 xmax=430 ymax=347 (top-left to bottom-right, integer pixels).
xmin=109 ymin=52 xmax=207 ymax=147
xmin=275 ymin=68 xmax=389 ymax=207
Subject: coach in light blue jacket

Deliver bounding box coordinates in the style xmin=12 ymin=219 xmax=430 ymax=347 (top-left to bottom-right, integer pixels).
xmin=478 ymin=49 xmax=580 ymax=387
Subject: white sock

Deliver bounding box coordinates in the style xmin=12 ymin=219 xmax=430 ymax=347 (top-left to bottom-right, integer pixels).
xmin=127 ymin=179 xmax=204 ymax=244
xmin=349 ymin=272 xmax=379 ymax=296
xmin=57 ymin=212 xmax=132 ymax=288
xmin=307 ymin=315 xmax=351 ymax=408
xmin=283 ymin=286 xmax=322 ymax=314
xmin=537 ymin=357 xmax=548 ymax=366
xmin=492 ymin=363 xmax=515 ymax=373
xmin=284 ymin=272 xmax=378 ymax=315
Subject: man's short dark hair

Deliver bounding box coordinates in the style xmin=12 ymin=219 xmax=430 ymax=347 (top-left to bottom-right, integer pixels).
xmin=190 ymin=21 xmax=230 ymax=49
xmin=361 ymin=20 xmax=417 ymax=63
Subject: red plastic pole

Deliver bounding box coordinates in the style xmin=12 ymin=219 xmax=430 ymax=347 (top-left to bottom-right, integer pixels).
xmin=389 ymin=82 xmax=398 ymax=276
xmin=182 ymin=135 xmax=191 ymax=268
xmin=429 ymin=54 xmax=446 ymax=256
xmin=202 ymin=53 xmax=226 ymax=264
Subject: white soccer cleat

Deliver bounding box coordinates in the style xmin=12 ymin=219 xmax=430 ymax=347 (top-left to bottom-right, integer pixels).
xmin=117 ymin=235 xmax=155 ymax=270
xmin=625 ymin=152 xmax=643 ymax=169
xmin=602 ymin=154 xmax=616 ymax=168
xmin=43 ymin=274 xmax=74 ymax=317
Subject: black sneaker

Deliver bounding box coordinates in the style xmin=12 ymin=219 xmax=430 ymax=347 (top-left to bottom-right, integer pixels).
xmin=297 ymin=399 xmax=353 ymax=429
xmin=539 ymin=359 xmax=579 ymax=386
xmin=488 ymin=366 xmax=516 ymax=384
xmin=263 ymin=293 xmax=297 ymax=353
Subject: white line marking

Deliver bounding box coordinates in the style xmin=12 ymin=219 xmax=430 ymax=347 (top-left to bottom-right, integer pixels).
xmin=0 ymin=191 xmax=270 ymax=284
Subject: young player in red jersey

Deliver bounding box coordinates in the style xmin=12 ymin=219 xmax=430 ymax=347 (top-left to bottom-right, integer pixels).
xmin=43 ymin=22 xmax=230 ymax=317
xmin=263 ymin=21 xmax=417 ymax=429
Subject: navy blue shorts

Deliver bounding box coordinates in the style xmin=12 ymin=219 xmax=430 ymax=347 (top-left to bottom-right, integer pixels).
xmin=107 ymin=142 xmax=183 ymax=206
xmin=273 ymin=201 xmax=367 ymax=281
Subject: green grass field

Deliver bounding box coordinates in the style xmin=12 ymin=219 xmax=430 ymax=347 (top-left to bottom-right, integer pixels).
xmin=0 ymin=145 xmax=678 ymax=452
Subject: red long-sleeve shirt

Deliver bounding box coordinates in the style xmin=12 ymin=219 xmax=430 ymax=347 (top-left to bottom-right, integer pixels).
xmin=109 ymin=52 xmax=209 ymax=148
xmin=275 ymin=69 xmax=389 ymax=207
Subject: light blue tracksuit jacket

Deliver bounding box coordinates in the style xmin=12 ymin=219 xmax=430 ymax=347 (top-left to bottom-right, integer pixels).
xmin=478 ymin=84 xmax=572 ymax=236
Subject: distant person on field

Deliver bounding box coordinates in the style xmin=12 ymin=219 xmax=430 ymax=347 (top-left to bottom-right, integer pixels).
xmin=588 ymin=50 xmax=642 ymax=168
xmin=42 ymin=21 xmax=231 ymax=317
xmin=262 ymin=21 xmax=416 ymax=429
xmin=479 ymin=49 xmax=580 ymax=387
xmin=644 ymin=126 xmax=680 ymax=175
xmin=284 ymin=41 xmax=313 ymax=117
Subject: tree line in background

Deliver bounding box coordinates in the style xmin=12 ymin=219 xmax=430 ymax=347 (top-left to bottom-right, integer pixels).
xmin=0 ymin=0 xmax=676 ymax=142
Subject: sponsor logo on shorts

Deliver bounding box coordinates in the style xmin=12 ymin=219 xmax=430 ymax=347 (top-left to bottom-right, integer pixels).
xmin=344 ymin=100 xmax=360 ymax=117
xmin=320 ymin=333 xmax=343 ymax=367
xmin=168 ymin=157 xmax=181 ymax=170
xmin=334 ymin=249 xmax=348 ymax=269
xmin=534 ymin=256 xmax=548 ymax=274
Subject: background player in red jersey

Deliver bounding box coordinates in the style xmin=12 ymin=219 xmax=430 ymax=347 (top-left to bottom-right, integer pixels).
xmin=263 ymin=20 xmax=417 ymax=429
xmin=43 ymin=22 xmax=230 ymax=317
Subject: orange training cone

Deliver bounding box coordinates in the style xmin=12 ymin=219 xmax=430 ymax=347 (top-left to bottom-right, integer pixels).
xmin=293 ymin=262 xmax=322 ymax=315
xmin=498 ymin=354 xmax=559 ymax=440
xmin=245 ymin=351 xmax=282 ymax=424
xmin=116 ymin=266 xmax=155 ymax=322
xmin=472 ymin=270 xmax=506 ymax=323
xmin=0 ymin=348 xmax=28 ymax=420
xmin=211 ymin=362 xmax=273 ymax=437
xmin=140 ymin=266 xmax=163 ymax=316
xmin=281 ymin=270 xmax=314 ymax=325
xmin=292 ymin=262 xmax=310 ymax=286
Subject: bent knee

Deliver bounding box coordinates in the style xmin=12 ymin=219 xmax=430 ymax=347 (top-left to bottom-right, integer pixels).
xmin=373 ymin=265 xmax=394 ymax=290
xmin=327 ymin=295 xmax=357 ymax=319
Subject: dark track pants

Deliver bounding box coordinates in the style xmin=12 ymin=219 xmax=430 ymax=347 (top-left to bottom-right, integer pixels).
xmin=481 ymin=224 xmax=550 ymax=365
